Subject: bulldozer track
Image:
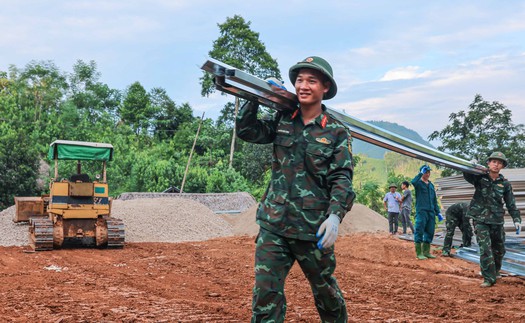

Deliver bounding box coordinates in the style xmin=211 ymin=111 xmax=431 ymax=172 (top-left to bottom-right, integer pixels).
xmin=29 ymin=218 xmax=54 ymax=251
xmin=106 ymin=218 xmax=125 ymax=248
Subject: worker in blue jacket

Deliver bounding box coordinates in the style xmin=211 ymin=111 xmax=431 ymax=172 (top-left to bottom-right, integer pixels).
xmin=411 ymin=165 xmax=443 ymax=260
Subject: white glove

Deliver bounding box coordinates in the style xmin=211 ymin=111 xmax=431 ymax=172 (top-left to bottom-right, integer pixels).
xmin=316 ymin=214 xmax=340 ymax=249
xmin=515 ymin=222 xmax=522 ymax=235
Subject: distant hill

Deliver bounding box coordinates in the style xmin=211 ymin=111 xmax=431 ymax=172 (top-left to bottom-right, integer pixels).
xmin=353 ymin=120 xmax=434 ymax=159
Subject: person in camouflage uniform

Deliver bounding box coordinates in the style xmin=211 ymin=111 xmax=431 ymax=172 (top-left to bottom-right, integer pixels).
xmin=463 ymin=151 xmax=521 ymax=287
xmin=411 ymin=165 xmax=442 ymax=260
xmin=236 ymin=56 xmax=355 ymax=323
xmin=442 ymin=202 xmax=473 ymax=257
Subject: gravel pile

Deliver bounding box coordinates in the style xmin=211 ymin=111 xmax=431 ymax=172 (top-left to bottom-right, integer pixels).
xmin=0 ymin=197 xmax=237 ymax=247
xmin=111 ymin=198 xmax=234 ymax=243
xmin=0 ymin=207 xmax=28 ymax=246
xmin=0 ymin=191 xmax=387 ymax=247
xmin=116 ymin=192 xmax=256 ymax=212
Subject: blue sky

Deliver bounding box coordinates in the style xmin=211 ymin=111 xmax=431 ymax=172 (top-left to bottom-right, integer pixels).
xmin=2 ymin=1 xmax=525 ymax=142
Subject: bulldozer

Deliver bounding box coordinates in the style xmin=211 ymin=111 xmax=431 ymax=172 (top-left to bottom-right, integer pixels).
xmin=14 ymin=140 xmax=125 ymax=251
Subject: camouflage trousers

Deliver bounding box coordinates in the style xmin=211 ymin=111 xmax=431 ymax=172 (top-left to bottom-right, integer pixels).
xmin=252 ymin=227 xmax=347 ymax=323
xmin=475 ymin=222 xmax=506 ymax=284
xmin=442 ymin=215 xmax=473 ymax=253
xmin=414 ymin=210 xmax=436 ymax=243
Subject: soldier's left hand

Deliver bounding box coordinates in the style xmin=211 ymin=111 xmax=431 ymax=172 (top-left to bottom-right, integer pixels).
xmin=437 ymin=213 xmax=444 ymax=222
xmin=316 ymin=214 xmax=340 ymax=249
xmin=515 ymin=222 xmax=522 ymax=235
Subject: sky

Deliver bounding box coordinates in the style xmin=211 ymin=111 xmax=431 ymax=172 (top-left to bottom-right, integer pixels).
xmin=2 ymin=1 xmax=525 ymax=143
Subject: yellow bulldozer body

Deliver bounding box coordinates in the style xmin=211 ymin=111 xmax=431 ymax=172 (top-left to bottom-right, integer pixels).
xmin=15 ymin=140 xmax=124 ymax=251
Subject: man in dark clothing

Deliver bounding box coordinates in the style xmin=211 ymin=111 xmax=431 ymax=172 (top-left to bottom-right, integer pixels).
xmin=463 ymin=151 xmax=521 ymax=287
xmin=400 ymin=181 xmax=415 ymax=235
xmin=237 ymin=56 xmax=355 ymax=322
xmin=442 ymin=202 xmax=473 ymax=257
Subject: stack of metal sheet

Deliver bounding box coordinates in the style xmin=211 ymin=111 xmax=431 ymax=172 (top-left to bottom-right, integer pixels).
xmin=435 ymin=168 xmax=525 ymax=235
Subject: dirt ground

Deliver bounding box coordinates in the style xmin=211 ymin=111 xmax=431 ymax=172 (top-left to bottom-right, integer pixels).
xmin=1 ymin=233 xmax=524 ymax=322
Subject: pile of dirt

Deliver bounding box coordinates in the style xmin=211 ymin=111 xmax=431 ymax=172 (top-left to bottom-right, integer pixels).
xmin=221 ymin=203 xmax=388 ymax=237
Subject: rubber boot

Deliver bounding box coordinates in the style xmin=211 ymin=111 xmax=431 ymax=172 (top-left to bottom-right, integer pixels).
xmin=480 ymin=281 xmax=494 ymax=288
xmin=415 ymin=243 xmax=427 ymax=260
xmin=422 ymin=243 xmax=436 ymax=259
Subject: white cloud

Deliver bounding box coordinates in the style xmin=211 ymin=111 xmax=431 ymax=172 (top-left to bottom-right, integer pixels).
xmin=331 ymin=52 xmax=525 ymax=139
xmin=380 ymin=66 xmax=432 ymax=81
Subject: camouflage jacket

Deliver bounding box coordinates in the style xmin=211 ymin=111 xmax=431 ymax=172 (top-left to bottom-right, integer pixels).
xmin=411 ymin=173 xmax=440 ymax=215
xmin=463 ymin=172 xmax=521 ymax=225
xmin=236 ymin=102 xmax=355 ymax=241
xmin=445 ymin=202 xmax=469 ymax=221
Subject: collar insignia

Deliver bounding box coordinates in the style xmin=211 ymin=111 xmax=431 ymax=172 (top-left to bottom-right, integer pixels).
xmin=321 ymin=114 xmax=328 ymax=128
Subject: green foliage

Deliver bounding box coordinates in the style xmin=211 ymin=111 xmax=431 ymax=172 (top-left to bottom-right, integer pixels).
xmin=429 ymin=94 xmax=525 ymax=173
xmin=0 ymin=123 xmax=40 ymax=210
xmin=118 ymin=82 xmax=154 ymax=135
xmin=200 ymin=15 xmax=281 ymax=97
xmin=355 ymin=181 xmax=384 ymax=214
xmin=200 ymin=15 xmax=282 ymax=129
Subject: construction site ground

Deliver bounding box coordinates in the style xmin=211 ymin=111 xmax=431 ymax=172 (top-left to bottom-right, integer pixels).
xmin=1 ymin=233 xmax=524 ymax=322
xmin=1 ymin=195 xmax=524 ymax=322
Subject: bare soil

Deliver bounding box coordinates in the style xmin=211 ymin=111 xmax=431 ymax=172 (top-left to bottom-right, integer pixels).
xmin=1 ymin=233 xmax=524 ymax=322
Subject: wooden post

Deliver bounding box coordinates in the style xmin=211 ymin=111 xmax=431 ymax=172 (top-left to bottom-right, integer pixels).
xmin=180 ymin=112 xmax=205 ymax=193
xmin=103 ymin=161 xmax=107 ymax=182
xmin=229 ymin=97 xmax=240 ymax=168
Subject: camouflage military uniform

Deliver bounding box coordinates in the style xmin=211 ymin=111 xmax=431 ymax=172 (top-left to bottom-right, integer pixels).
xmin=237 ymin=101 xmax=355 ymax=323
xmin=411 ymin=173 xmax=440 ymax=244
xmin=442 ymin=202 xmax=473 ymax=254
xmin=463 ymin=172 xmax=521 ymax=285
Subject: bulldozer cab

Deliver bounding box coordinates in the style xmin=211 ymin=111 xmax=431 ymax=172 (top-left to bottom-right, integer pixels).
xmin=47 ymin=140 xmax=113 ymax=219
xmin=48 ymin=139 xmax=113 ymax=183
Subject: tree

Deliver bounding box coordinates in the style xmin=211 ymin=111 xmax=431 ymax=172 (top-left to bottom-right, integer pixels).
xmin=429 ymin=94 xmax=525 ymax=171
xmin=150 ymin=88 xmax=194 ymax=141
xmin=68 ymin=59 xmax=121 ymax=123
xmin=118 ymin=82 xmax=154 ymax=135
xmin=355 ymin=181 xmax=384 ymax=214
xmin=200 ymin=15 xmax=282 ymax=168
xmin=200 ymin=15 xmax=281 ymax=97
xmin=0 ymin=123 xmax=40 ymax=210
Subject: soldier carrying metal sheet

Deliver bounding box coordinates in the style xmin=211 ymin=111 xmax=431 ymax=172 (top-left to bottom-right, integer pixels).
xmin=463 ymin=151 xmax=522 ymax=287
xmin=236 ymin=56 xmax=355 ymax=323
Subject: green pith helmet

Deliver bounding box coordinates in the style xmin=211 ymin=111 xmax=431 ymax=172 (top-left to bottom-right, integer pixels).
xmin=389 ymin=183 xmax=397 ymax=188
xmin=487 ymin=151 xmax=508 ymax=167
xmin=289 ymin=56 xmax=337 ymax=100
